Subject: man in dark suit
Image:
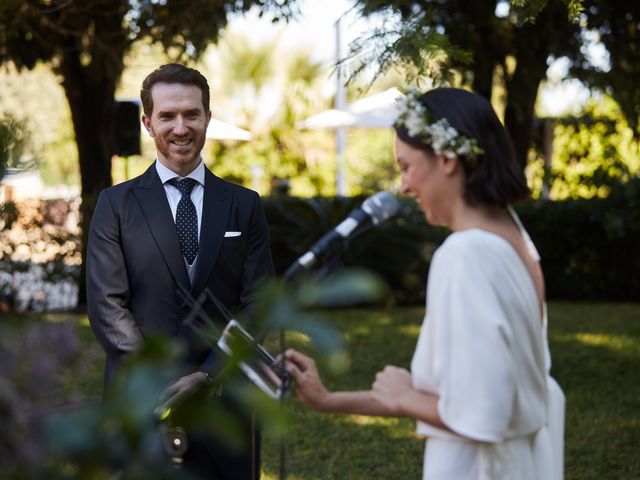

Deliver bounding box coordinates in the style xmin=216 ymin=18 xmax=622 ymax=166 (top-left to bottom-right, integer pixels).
xmin=86 ymin=63 xmax=274 ymax=479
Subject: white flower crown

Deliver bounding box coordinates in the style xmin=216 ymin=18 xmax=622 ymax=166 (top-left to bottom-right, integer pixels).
xmin=395 ymin=89 xmax=484 ymax=163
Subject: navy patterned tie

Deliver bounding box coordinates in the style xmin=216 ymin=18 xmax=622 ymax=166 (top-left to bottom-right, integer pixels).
xmin=167 ymin=177 xmax=199 ymax=266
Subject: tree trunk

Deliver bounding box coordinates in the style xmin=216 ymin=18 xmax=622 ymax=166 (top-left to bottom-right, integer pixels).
xmin=504 ymin=3 xmax=574 ymax=169
xmin=56 ymin=18 xmax=128 ymax=309
xmin=63 ymin=78 xmax=115 ymax=309
xmin=504 ymin=58 xmax=547 ymax=169
xmin=443 ymin=0 xmax=507 ymax=101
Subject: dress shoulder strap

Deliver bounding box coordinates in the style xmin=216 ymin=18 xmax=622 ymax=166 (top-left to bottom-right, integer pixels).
xmin=507 ymin=205 xmax=541 ymax=262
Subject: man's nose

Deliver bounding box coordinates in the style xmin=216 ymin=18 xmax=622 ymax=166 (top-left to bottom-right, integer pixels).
xmin=173 ymin=116 xmax=188 ymax=135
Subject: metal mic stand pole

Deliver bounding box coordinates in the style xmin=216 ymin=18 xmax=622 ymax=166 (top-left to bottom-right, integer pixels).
xmin=277 ymin=262 xmax=308 ymax=480
xmin=278 ymin=250 xmax=344 ymax=479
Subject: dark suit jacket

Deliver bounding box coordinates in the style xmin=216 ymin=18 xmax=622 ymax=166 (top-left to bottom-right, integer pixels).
xmin=86 ymin=163 xmax=274 ymax=479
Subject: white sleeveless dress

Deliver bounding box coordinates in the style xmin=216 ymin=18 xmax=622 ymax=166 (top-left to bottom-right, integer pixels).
xmin=411 ymin=211 xmax=565 ymax=479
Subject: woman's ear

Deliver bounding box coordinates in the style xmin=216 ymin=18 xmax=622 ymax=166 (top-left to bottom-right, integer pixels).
xmin=439 ymin=154 xmax=460 ymax=175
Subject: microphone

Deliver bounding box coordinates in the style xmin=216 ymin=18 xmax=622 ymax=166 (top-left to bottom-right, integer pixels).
xmin=284 ymin=191 xmax=399 ymax=279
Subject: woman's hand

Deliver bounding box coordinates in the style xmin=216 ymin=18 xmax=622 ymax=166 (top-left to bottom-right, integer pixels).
xmin=284 ymin=348 xmax=332 ymax=411
xmin=371 ymin=366 xmax=413 ymax=415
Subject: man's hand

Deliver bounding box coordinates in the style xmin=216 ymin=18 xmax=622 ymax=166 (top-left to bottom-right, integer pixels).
xmin=159 ymin=371 xmax=208 ymax=412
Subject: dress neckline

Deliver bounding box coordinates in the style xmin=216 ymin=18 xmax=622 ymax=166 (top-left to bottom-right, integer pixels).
xmin=451 ymin=211 xmax=545 ymax=325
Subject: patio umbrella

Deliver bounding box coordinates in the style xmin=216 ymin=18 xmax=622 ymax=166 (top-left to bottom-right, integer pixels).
xmin=123 ymin=96 xmax=252 ymax=143
xmin=206 ymin=118 xmax=253 ymax=141
xmin=298 ymin=87 xmax=404 ymax=130
xmin=139 ymin=117 xmax=253 ymax=141
xmin=297 ymin=87 xmax=403 ymax=194
xmin=295 ymin=109 xmax=354 ymax=130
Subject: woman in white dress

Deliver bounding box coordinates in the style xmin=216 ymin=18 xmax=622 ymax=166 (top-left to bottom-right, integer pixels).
xmin=284 ymin=87 xmax=565 ymax=479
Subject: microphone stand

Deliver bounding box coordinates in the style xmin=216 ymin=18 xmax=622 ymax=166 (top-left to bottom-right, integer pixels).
xmin=278 ymin=264 xmax=299 ymax=480
xmin=276 ymin=192 xmax=399 ymax=479
xmin=278 ymin=254 xmax=339 ymax=480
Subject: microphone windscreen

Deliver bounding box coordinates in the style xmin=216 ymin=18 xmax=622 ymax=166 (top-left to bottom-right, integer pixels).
xmin=362 ymin=191 xmax=400 ymax=224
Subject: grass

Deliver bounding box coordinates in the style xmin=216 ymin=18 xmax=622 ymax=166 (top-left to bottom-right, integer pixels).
xmin=2 ymin=303 xmax=639 ymax=479
xmin=261 ymin=308 xmax=425 ymax=480
xmin=545 ymin=303 xmax=640 ymax=479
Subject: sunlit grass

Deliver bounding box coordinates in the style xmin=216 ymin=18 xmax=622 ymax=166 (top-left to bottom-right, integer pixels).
xmin=572 ymin=332 xmax=638 ymax=351
xmin=398 ymin=324 xmax=421 ymax=336
xmin=547 ymin=302 xmax=640 ymax=480
xmin=345 ymin=415 xmax=400 ymax=427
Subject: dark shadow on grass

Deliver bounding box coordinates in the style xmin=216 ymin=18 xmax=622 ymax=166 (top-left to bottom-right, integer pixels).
xmin=261 ymin=307 xmax=426 ymax=479
xmin=262 ymin=403 xmax=424 ymax=479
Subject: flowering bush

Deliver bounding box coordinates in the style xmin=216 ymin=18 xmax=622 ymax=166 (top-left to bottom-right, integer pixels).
xmin=0 ymin=198 xmax=80 ymax=312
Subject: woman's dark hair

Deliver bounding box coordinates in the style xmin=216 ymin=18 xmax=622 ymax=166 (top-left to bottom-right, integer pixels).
xmin=140 ymin=63 xmax=210 ymax=116
xmin=394 ymin=87 xmax=530 ymax=206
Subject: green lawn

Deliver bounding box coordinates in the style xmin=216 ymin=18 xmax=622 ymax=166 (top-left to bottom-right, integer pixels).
xmin=262 ymin=303 xmax=640 ymax=479
xmin=2 ymin=302 xmax=639 ymax=479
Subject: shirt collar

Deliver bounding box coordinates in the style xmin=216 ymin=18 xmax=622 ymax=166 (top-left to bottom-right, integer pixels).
xmin=155 ymin=159 xmax=205 ymax=186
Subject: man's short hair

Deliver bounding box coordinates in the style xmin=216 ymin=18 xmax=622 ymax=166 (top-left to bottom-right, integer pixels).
xmin=140 ymin=63 xmax=210 ymax=116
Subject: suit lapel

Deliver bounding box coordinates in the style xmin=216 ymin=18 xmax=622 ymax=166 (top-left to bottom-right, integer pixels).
xmin=133 ymin=164 xmax=190 ymax=292
xmin=191 ymin=168 xmax=230 ymax=297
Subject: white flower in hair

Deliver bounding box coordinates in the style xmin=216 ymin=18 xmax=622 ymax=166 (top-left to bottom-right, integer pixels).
xmin=395 ymin=89 xmax=484 ymax=164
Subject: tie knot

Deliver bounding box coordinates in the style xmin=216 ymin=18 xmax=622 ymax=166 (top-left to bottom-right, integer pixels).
xmin=168 ymin=177 xmax=199 ymax=196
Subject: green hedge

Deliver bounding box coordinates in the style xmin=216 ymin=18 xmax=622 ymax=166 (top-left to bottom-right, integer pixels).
xmin=263 ymin=195 xmax=448 ymax=304
xmin=518 ymin=179 xmax=640 ymax=301
xmin=263 ymin=180 xmax=640 ymax=302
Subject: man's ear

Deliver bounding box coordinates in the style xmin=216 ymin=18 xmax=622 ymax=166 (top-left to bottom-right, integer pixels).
xmin=141 ymin=114 xmax=154 ymax=137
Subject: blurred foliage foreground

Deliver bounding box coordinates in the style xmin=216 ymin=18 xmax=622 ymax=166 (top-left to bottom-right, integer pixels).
xmin=2 ymin=301 xmax=639 ymax=479
xmin=0 ymin=270 xmax=387 ymax=479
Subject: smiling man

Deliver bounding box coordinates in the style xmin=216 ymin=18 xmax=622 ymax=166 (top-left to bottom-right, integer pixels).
xmin=86 ymin=64 xmax=274 ymax=479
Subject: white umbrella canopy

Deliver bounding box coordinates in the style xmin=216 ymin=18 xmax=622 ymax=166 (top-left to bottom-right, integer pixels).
xmin=206 ymin=118 xmax=253 ymax=141
xmin=125 ymin=97 xmax=252 ymax=142
xmin=298 ymin=87 xmax=404 ymax=130
xmin=295 ymin=109 xmax=354 ymax=129
xmin=139 ymin=117 xmax=253 ymax=141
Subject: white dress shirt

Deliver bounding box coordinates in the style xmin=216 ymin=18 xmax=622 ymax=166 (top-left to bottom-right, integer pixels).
xmin=155 ymin=159 xmax=205 ymax=239
xmin=155 ymin=159 xmax=205 ymax=274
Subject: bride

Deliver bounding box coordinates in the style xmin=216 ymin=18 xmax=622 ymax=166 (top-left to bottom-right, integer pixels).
xmin=284 ymin=87 xmax=565 ymax=480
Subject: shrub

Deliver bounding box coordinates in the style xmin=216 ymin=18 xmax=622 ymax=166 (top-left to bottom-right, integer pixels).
xmin=0 ymin=199 xmax=80 ymax=312
xmin=518 ymin=178 xmax=640 ymax=300
xmin=263 ymin=195 xmax=448 ymax=305
xmin=264 ymin=185 xmax=640 ymax=302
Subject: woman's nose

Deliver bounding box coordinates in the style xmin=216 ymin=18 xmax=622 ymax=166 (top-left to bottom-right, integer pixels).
xmin=399 ymin=179 xmax=410 ymax=195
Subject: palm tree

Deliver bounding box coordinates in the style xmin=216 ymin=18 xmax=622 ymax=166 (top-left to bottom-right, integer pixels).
xmin=205 ymin=31 xmax=334 ymax=195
